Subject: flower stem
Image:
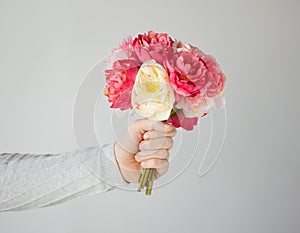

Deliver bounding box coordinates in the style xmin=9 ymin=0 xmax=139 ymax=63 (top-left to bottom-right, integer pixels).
xmin=141 ymin=168 xmax=150 ymax=188
xmin=137 ymin=167 xmax=146 ymax=192
xmin=137 ymin=167 xmax=155 ymax=195
xmin=146 ymin=169 xmax=154 ymax=195
xmin=138 ymin=167 xmax=143 ymax=183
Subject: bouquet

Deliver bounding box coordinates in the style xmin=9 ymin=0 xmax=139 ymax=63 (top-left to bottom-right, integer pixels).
xmin=104 ymin=31 xmax=226 ymax=195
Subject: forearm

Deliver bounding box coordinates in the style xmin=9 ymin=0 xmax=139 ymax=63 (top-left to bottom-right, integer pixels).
xmin=0 ymin=144 xmax=128 ymax=212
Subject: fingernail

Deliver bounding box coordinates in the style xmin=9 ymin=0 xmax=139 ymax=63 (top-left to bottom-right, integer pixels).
xmin=143 ymin=133 xmax=149 ymax=139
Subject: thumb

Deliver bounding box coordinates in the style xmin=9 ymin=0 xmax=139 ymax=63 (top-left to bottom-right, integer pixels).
xmin=116 ymin=119 xmax=173 ymax=156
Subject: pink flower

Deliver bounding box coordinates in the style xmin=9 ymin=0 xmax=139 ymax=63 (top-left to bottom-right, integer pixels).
xmin=132 ymin=31 xmax=174 ymax=64
xmin=118 ymin=36 xmax=133 ymax=50
xmin=164 ymin=50 xmax=207 ymax=96
xmin=165 ymin=48 xmax=226 ymax=98
xmin=166 ymin=109 xmax=198 ymax=130
xmin=104 ymin=59 xmax=140 ymax=110
xmin=106 ymin=36 xmax=137 ymax=69
xmin=133 ymin=31 xmax=174 ymax=47
xmin=133 ymin=46 xmax=167 ymax=64
xmin=197 ymin=54 xmax=226 ymax=98
xmin=169 ymin=70 xmax=202 ymax=96
xmin=176 ymin=94 xmax=212 ymax=117
xmin=175 ymin=40 xmax=193 ymax=51
xmin=177 ymin=41 xmax=226 ymax=98
xmin=175 ymin=40 xmax=205 ymax=55
xmin=108 ymin=31 xmax=174 ymax=66
xmin=176 ymin=92 xmax=226 ymax=118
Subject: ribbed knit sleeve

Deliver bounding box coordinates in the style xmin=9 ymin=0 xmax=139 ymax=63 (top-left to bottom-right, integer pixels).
xmin=0 ymin=144 xmax=129 ymax=212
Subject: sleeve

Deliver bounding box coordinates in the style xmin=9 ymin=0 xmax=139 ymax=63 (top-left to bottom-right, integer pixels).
xmin=0 ymin=143 xmax=129 ymax=212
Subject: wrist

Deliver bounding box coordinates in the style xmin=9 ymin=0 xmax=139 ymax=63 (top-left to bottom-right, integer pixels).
xmin=113 ymin=142 xmax=133 ymax=183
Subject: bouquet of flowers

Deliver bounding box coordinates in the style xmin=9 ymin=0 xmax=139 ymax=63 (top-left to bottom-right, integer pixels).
xmin=104 ymin=31 xmax=226 ymax=195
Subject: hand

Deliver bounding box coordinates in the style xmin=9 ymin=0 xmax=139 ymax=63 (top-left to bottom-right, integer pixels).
xmin=114 ymin=119 xmax=176 ymax=183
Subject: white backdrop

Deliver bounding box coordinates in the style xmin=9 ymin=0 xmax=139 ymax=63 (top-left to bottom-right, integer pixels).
xmin=0 ymin=0 xmax=299 ymax=232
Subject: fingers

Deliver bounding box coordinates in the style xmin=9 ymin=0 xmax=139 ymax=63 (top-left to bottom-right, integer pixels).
xmin=130 ymin=120 xmax=176 ymax=181
xmin=140 ymin=158 xmax=168 ymax=168
xmin=155 ymin=160 xmax=169 ymax=179
xmin=132 ymin=119 xmax=175 ymax=133
xmin=140 ymin=159 xmax=169 ymax=179
xmin=139 ymin=137 xmax=174 ymax=151
xmin=143 ymin=127 xmax=176 ymax=140
xmin=136 ymin=136 xmax=174 ymax=180
xmin=135 ymin=149 xmax=169 ymax=162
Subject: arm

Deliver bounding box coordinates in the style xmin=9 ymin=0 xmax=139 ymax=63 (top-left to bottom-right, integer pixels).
xmin=0 ymin=144 xmax=128 ymax=212
xmin=0 ymin=119 xmax=176 ymax=212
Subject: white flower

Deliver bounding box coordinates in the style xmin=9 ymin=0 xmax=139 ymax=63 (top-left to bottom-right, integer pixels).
xmin=131 ymin=60 xmax=175 ymax=121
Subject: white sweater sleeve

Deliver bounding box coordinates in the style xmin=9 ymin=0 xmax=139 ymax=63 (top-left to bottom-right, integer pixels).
xmin=0 ymin=144 xmax=129 ymax=212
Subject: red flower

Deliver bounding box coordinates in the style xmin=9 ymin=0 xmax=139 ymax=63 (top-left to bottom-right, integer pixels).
xmin=166 ymin=109 xmax=198 ymax=130
xmin=104 ymin=59 xmax=140 ymax=110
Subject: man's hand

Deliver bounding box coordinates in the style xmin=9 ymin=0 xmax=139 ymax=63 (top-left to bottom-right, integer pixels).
xmin=114 ymin=119 xmax=176 ymax=183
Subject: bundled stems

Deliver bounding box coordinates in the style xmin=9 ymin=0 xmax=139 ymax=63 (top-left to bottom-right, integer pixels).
xmin=137 ymin=167 xmax=155 ymax=195
xmin=146 ymin=169 xmax=154 ymax=195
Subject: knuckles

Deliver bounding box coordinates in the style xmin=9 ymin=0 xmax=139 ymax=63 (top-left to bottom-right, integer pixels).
xmin=135 ymin=149 xmax=169 ymax=161
xmin=146 ymin=159 xmax=169 ymax=169
xmin=139 ymin=137 xmax=174 ymax=150
xmin=150 ymin=159 xmax=160 ymax=168
xmin=165 ymin=138 xmax=174 ymax=149
xmin=160 ymin=149 xmax=169 ymax=159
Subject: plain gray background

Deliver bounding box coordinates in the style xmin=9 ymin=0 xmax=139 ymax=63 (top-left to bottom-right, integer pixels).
xmin=0 ymin=0 xmax=299 ymax=232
